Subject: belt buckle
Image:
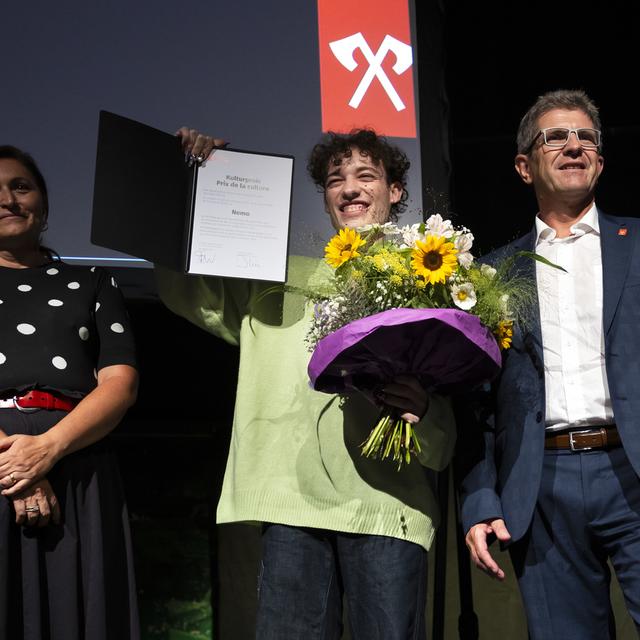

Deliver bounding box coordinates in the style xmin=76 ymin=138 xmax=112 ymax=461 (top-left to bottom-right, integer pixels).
xmin=12 ymin=396 xmax=40 ymax=413
xmin=569 ymin=429 xmax=593 ymax=452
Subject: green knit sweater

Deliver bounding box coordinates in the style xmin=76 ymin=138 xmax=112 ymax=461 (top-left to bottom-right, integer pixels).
xmin=156 ymin=255 xmax=456 ymax=550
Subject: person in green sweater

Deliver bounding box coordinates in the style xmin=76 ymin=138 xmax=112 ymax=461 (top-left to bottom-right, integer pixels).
xmin=157 ymin=128 xmax=456 ymax=639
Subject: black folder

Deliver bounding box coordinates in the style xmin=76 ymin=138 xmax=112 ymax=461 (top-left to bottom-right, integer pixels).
xmin=91 ymin=110 xmax=195 ymax=271
xmin=91 ymin=111 xmax=294 ymax=281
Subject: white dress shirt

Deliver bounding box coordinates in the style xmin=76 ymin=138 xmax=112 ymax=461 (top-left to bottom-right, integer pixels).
xmin=535 ymin=204 xmax=614 ymax=431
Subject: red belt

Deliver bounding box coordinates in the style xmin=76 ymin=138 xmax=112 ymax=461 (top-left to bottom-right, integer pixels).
xmin=0 ymin=390 xmax=80 ymax=412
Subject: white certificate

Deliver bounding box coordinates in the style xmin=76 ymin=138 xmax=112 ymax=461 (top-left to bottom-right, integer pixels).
xmin=188 ymin=148 xmax=293 ymax=282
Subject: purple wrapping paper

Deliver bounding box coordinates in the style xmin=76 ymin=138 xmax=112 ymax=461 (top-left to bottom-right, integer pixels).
xmin=308 ymin=308 xmax=502 ymax=395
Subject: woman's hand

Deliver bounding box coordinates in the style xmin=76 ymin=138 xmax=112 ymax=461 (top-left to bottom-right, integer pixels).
xmin=11 ymin=477 xmax=61 ymax=527
xmin=0 ymin=433 xmax=60 ymax=495
xmin=379 ymin=375 xmax=430 ymax=424
xmin=175 ymin=127 xmax=226 ymax=166
xmin=0 ymin=365 xmax=137 ymax=497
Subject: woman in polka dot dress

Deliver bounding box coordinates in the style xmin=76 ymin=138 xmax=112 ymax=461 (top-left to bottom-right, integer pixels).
xmin=0 ymin=146 xmax=139 ymax=639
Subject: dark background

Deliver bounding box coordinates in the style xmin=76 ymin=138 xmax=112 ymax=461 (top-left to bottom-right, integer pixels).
xmin=443 ymin=0 xmax=637 ymax=254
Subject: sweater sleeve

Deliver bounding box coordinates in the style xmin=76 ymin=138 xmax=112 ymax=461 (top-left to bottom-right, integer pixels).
xmin=414 ymin=393 xmax=456 ymax=471
xmin=154 ymin=265 xmax=252 ymax=346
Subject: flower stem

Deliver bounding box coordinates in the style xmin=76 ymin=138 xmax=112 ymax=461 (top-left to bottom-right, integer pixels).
xmin=360 ymin=410 xmax=422 ymax=470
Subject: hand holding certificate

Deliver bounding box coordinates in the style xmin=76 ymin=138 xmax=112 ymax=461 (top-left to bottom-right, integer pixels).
xmin=91 ymin=111 xmax=294 ymax=282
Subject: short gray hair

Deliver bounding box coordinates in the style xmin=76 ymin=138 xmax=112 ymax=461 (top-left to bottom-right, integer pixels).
xmin=516 ymin=89 xmax=602 ymax=155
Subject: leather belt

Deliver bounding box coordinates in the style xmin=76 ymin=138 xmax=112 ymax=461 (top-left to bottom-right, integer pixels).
xmin=544 ymin=425 xmax=621 ymax=452
xmin=0 ymin=390 xmax=80 ymax=412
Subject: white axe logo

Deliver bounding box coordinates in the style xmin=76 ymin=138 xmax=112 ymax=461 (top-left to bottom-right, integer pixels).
xmin=329 ymin=32 xmax=413 ymax=112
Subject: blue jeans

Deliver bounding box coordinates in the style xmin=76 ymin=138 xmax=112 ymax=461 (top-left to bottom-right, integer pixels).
xmin=255 ymin=524 xmax=428 ymax=640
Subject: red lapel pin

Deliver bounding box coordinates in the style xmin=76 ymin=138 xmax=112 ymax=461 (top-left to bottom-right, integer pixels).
xmin=618 ymin=228 xmax=628 ymax=236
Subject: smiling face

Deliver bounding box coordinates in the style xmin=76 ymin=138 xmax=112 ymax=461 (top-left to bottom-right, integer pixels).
xmin=323 ymin=147 xmax=403 ymax=230
xmin=0 ymin=158 xmax=47 ymax=250
xmin=515 ymin=108 xmax=604 ymax=213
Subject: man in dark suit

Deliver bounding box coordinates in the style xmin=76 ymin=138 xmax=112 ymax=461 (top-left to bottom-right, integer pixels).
xmin=459 ymin=89 xmax=640 ymax=639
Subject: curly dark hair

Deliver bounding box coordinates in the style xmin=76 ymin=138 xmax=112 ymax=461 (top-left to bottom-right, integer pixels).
xmin=307 ymin=129 xmax=410 ymax=221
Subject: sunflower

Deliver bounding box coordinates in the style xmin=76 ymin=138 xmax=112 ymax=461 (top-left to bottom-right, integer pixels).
xmin=324 ymin=228 xmax=366 ymax=268
xmin=411 ymin=235 xmax=458 ymax=284
xmin=495 ymin=320 xmax=514 ymax=350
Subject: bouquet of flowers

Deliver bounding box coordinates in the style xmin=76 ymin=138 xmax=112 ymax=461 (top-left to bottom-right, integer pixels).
xmin=305 ymin=214 xmax=536 ymax=469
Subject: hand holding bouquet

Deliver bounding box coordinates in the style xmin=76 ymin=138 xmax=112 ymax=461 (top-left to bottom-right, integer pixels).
xmin=306 ymin=215 xmax=536 ymax=469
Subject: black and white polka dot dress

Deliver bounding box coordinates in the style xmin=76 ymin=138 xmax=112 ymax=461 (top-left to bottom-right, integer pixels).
xmin=0 ymin=261 xmax=136 ymax=396
xmin=0 ymin=261 xmax=139 ymax=640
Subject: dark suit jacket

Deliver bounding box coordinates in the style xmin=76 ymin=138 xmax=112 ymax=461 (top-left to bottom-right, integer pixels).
xmin=458 ymin=211 xmax=640 ymax=543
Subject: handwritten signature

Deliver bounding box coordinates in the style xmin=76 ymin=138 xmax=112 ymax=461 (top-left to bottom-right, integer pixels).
xmin=236 ymin=254 xmax=260 ymax=269
xmin=195 ymin=252 xmax=217 ymax=264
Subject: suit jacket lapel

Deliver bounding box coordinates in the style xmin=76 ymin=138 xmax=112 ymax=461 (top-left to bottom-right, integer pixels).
xmin=510 ymin=230 xmax=543 ymax=364
xmin=600 ymin=212 xmax=634 ymax=335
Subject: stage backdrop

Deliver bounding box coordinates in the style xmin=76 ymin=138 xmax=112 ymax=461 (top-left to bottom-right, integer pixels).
xmin=0 ymin=0 xmax=437 ymax=270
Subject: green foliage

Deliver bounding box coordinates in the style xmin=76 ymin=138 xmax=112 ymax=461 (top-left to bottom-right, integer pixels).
xmin=134 ymin=518 xmax=212 ymax=640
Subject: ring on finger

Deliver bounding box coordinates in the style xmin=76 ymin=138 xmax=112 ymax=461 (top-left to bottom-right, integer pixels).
xmin=9 ymin=473 xmax=17 ymax=485
xmin=25 ymin=506 xmax=40 ymax=513
xmin=196 ymin=153 xmax=205 ymax=162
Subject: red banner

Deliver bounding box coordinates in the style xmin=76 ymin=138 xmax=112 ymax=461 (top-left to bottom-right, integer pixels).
xmin=317 ymin=0 xmax=417 ymax=138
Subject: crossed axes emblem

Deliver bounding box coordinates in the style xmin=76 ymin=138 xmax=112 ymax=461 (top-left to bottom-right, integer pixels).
xmin=329 ymin=32 xmax=413 ymax=112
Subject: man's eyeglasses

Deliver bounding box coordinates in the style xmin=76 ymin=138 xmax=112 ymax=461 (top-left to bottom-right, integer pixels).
xmin=527 ymin=127 xmax=601 ymax=153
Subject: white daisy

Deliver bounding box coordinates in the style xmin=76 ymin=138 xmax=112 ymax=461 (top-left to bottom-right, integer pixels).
xmin=451 ymin=282 xmax=477 ymax=310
